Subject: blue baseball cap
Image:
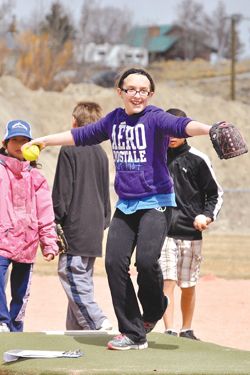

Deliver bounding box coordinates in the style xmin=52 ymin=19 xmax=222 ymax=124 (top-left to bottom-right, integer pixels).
xmin=3 ymin=120 xmax=32 ymax=141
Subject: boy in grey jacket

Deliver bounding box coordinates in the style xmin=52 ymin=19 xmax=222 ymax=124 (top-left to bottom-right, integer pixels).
xmin=52 ymin=102 xmax=112 ymax=330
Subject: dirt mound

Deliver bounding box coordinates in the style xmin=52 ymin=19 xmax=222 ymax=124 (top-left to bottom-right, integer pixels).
xmin=0 ymin=75 xmax=249 ymax=232
xmin=7 ymin=273 xmax=250 ymax=352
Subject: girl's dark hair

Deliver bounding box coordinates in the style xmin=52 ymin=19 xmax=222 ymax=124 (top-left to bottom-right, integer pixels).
xmin=0 ymin=147 xmax=7 ymax=155
xmin=116 ymin=68 xmax=155 ymax=92
xmin=166 ymin=108 xmax=187 ymax=117
xmin=29 ymin=160 xmax=41 ymax=169
xmin=1 ymin=141 xmax=41 ymax=168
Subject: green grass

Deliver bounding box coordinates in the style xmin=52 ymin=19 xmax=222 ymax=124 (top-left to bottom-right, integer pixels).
xmin=34 ymin=234 xmax=250 ymax=279
xmin=1 ymin=333 xmax=250 ymax=375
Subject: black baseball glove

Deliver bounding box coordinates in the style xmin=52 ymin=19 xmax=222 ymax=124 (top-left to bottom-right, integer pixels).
xmin=209 ymin=121 xmax=248 ymax=159
xmin=56 ymin=224 xmax=68 ymax=254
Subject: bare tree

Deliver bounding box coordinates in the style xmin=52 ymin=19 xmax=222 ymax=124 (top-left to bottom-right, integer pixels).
xmin=16 ymin=31 xmax=74 ymax=90
xmin=0 ymin=1 xmax=16 ymax=76
xmin=12 ymin=1 xmax=76 ymax=89
xmin=40 ymin=1 xmax=75 ymax=51
xmin=23 ymin=2 xmax=47 ymax=35
xmin=207 ymin=0 xmax=230 ymax=59
xmin=174 ymin=0 xmax=211 ymax=60
xmin=79 ymin=0 xmax=133 ymax=45
xmin=207 ymin=0 xmax=243 ymax=60
xmin=0 ymin=0 xmax=15 ymax=35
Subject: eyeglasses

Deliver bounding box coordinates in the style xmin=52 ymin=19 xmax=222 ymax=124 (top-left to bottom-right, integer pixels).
xmin=121 ymin=88 xmax=151 ymax=97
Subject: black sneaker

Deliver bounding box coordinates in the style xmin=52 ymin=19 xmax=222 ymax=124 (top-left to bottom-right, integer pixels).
xmin=179 ymin=330 xmax=200 ymax=340
xmin=165 ymin=329 xmax=178 ymax=336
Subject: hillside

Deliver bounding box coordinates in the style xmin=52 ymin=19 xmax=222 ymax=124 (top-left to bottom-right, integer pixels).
xmin=0 ymin=75 xmax=249 ymax=233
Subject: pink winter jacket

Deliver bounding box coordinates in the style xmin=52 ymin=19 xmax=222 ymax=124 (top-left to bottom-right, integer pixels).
xmin=0 ymin=154 xmax=58 ymax=263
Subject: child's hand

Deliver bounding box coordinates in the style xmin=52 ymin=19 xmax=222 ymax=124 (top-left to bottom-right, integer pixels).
xmin=21 ymin=137 xmax=47 ymax=152
xmin=43 ymin=253 xmax=55 ymax=262
xmin=193 ymin=215 xmax=212 ymax=231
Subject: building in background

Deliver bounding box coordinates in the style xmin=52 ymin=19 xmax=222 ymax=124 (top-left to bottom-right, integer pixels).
xmin=126 ymin=24 xmax=217 ymax=62
xmin=83 ymin=42 xmax=148 ymax=68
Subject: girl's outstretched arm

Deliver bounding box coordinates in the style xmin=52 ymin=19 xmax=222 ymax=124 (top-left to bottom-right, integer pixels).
xmin=186 ymin=121 xmax=211 ymax=136
xmin=21 ymin=131 xmax=74 ymax=150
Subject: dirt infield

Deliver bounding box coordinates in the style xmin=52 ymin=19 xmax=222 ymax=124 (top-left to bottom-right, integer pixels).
xmin=11 ymin=273 xmax=250 ymax=352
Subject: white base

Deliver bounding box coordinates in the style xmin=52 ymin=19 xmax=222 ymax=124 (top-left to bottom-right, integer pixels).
xmin=3 ymin=349 xmax=83 ymax=362
xmin=43 ymin=329 xmax=119 ymax=336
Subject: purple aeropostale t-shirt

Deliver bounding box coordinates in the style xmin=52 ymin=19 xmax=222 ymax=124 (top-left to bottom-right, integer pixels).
xmin=71 ymin=105 xmax=192 ymax=200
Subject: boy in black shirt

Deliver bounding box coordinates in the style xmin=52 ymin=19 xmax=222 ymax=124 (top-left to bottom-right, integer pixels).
xmin=159 ymin=108 xmax=223 ymax=340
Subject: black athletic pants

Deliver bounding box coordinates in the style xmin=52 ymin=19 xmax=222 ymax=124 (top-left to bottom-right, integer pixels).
xmin=105 ymin=207 xmax=172 ymax=343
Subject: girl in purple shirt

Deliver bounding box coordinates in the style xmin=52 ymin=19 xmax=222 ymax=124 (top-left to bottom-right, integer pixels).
xmin=23 ymin=68 xmax=213 ymax=350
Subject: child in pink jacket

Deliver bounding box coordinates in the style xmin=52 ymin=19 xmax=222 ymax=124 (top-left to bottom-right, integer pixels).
xmin=0 ymin=120 xmax=58 ymax=332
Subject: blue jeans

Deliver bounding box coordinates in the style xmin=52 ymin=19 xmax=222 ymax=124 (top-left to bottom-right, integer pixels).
xmin=0 ymin=255 xmax=33 ymax=332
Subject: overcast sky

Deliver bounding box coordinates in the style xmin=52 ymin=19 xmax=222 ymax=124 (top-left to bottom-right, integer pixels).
xmin=13 ymin=0 xmax=250 ymax=57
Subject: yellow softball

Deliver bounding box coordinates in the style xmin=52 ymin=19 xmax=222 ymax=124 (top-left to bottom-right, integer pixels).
xmin=22 ymin=145 xmax=40 ymax=161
